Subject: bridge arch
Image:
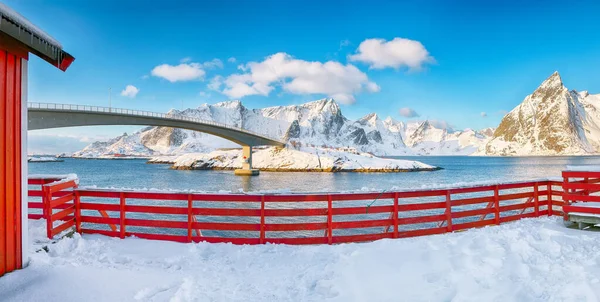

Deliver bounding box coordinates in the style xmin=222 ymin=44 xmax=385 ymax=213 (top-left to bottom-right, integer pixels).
xmin=27 ymin=103 xmax=285 ymax=147
xmin=28 ymin=103 xmax=285 ymax=175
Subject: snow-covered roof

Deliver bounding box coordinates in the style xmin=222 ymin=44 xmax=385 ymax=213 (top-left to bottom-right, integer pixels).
xmin=0 ymin=3 xmax=74 ymax=71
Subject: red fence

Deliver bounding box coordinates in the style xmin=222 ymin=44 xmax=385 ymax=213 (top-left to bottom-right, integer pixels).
xmin=28 ymin=177 xmax=78 ymax=238
xmin=28 ymin=176 xmax=566 ymax=244
xmin=562 ymin=171 xmax=600 ymax=217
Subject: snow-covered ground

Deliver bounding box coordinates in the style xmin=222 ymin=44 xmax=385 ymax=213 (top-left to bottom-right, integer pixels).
xmin=2 ymin=217 xmax=600 ymax=301
xmin=149 ymin=147 xmax=439 ymax=172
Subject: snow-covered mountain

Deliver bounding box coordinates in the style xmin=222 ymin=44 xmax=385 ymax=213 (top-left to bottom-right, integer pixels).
xmin=480 ymin=72 xmax=600 ymax=155
xmin=73 ymin=99 xmax=493 ymax=157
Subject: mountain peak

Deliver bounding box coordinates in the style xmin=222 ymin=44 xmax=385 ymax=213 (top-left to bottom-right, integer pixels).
xmin=214 ymin=100 xmax=242 ymax=109
xmin=538 ymin=71 xmax=563 ymax=90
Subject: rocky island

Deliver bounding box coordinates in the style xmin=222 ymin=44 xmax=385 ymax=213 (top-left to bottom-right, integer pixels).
xmin=148 ymin=147 xmax=440 ymax=172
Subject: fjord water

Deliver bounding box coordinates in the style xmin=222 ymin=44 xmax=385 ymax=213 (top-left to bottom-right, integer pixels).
xmin=28 ymin=156 xmax=600 ymax=192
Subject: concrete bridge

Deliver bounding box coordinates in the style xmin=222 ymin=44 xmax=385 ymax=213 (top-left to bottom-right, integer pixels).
xmin=27 ymin=102 xmax=286 ymax=175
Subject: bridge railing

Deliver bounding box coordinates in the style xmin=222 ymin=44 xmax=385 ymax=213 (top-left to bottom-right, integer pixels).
xmin=28 ymin=102 xmax=282 ymax=143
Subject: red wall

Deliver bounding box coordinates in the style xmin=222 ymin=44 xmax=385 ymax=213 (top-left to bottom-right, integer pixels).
xmin=0 ymin=49 xmax=23 ymax=276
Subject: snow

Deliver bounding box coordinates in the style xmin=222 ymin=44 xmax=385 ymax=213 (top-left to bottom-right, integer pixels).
xmin=159 ymin=146 xmax=438 ymax=172
xmin=73 ymin=98 xmax=493 ymax=158
xmin=565 ymin=165 xmax=600 ymax=172
xmin=2 ymin=217 xmax=600 ymax=301
xmin=28 ymin=156 xmax=62 ymax=162
xmin=0 ymin=3 xmax=63 ymax=48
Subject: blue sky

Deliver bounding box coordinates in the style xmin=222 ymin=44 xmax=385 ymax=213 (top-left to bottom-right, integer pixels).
xmin=9 ymin=0 xmax=600 ymax=153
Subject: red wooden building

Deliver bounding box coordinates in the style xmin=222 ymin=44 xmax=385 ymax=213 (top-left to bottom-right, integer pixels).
xmin=0 ymin=4 xmax=73 ymax=277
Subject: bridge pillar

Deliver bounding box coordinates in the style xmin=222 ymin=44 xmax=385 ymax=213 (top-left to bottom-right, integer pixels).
xmin=235 ymin=146 xmax=259 ymax=176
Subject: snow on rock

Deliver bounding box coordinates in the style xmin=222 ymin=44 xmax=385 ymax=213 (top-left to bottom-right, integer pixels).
xmin=153 ymin=147 xmax=439 ymax=172
xmin=73 ymin=98 xmax=493 ymax=158
xmin=28 ymin=156 xmax=63 ymax=162
xmin=2 ymin=217 xmax=600 ymax=301
xmin=479 ymin=71 xmax=600 ymax=156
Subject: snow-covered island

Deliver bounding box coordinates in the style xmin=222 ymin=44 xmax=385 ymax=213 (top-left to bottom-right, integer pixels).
xmin=148 ymin=147 xmax=440 ymax=172
xmin=27 ymin=156 xmax=64 ymax=163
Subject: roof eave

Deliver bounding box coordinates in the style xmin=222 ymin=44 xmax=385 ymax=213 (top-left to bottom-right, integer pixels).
xmin=0 ymin=14 xmax=74 ymax=71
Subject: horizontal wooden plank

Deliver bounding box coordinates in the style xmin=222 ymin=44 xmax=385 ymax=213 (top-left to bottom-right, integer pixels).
xmin=81 ymin=229 xmax=120 ymax=237
xmin=562 ymin=194 xmax=600 ymax=203
xmin=80 ymin=215 xmax=120 ymax=225
xmin=331 ymin=192 xmax=395 ymax=201
xmin=332 ymin=219 xmax=393 ymax=230
xmin=28 ymin=214 xmax=44 ymax=219
xmin=562 ymin=182 xmax=600 ymax=191
xmin=498 ymin=192 xmax=533 ymax=201
xmin=449 ymin=185 xmax=495 ymax=194
xmin=562 ymin=171 xmax=600 ymax=179
xmin=28 ymin=178 xmax=62 ymax=185
xmin=191 ymin=194 xmax=262 ymax=202
xmin=264 ymin=222 xmax=327 ymax=231
xmin=452 ymin=219 xmax=495 ymax=231
xmin=497 ymin=182 xmax=539 ymax=190
xmin=398 ymin=227 xmax=446 ymax=238
xmin=266 ymin=237 xmax=328 ymax=245
xmin=125 ymin=218 xmax=188 ymax=229
xmin=333 ymin=205 xmax=392 ymax=216
xmin=564 ymin=205 xmax=600 ymax=215
xmin=451 ymin=196 xmax=493 ymax=207
xmin=265 ymin=208 xmax=327 ymax=217
xmin=77 ymin=190 xmax=121 ymax=198
xmin=498 ymin=202 xmax=531 ymax=213
xmin=126 ymin=204 xmax=187 ymax=215
xmin=191 ymin=222 xmax=261 ymax=231
xmin=397 ymin=214 xmax=446 ymax=225
xmin=451 ymin=207 xmax=494 ymax=219
xmin=80 ymin=203 xmax=120 ymax=212
xmin=498 ymin=212 xmax=538 ymax=224
xmin=398 ymin=202 xmax=446 ymax=212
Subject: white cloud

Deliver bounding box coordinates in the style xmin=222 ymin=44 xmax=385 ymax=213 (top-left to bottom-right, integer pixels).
xmin=349 ymin=37 xmax=434 ymax=70
xmin=481 ymin=112 xmax=487 ymax=117
xmin=339 ymin=39 xmax=350 ymax=48
xmin=221 ymin=52 xmax=379 ymax=104
xmin=120 ymin=85 xmax=139 ymax=98
xmin=151 ymin=63 xmax=206 ymax=82
xmin=202 ymin=59 xmax=223 ymax=69
xmin=180 ymin=57 xmax=192 ymax=63
xmin=227 ymin=57 xmax=237 ymax=63
xmin=428 ymin=119 xmax=454 ymax=130
xmin=207 ymin=75 xmax=223 ymax=91
xmin=399 ymin=107 xmax=419 ymax=118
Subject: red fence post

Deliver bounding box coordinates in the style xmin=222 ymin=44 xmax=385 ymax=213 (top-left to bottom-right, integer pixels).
xmin=44 ymin=185 xmax=52 ymax=239
xmin=534 ymin=182 xmax=539 ymax=217
xmin=75 ymin=190 xmax=81 ymax=233
xmin=187 ymin=194 xmax=193 ymax=243
xmin=562 ymin=173 xmax=569 ymax=221
xmin=547 ymin=183 xmax=553 ymax=216
xmin=260 ymin=195 xmax=265 ymax=244
xmin=327 ymin=195 xmax=333 ymax=245
xmin=494 ymin=185 xmax=500 ymax=224
xmin=119 ymin=192 xmax=126 ymax=239
xmin=393 ymin=192 xmax=399 ymax=239
xmin=445 ymin=191 xmax=452 ymax=232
